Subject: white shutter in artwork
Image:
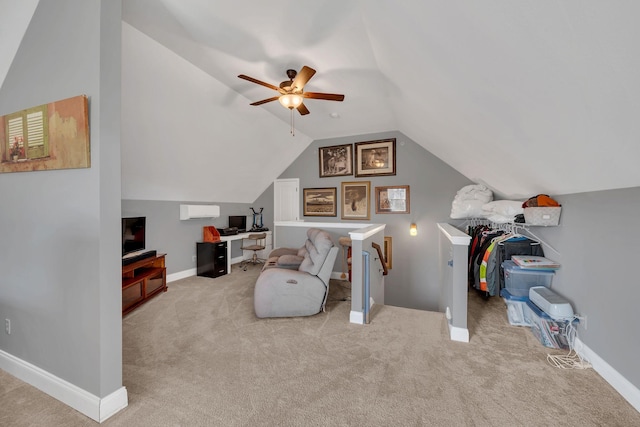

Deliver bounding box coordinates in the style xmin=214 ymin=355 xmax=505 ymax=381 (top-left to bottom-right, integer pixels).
xmin=7 ymin=116 xmax=23 ymax=144
xmin=26 ymin=111 xmax=44 ymax=148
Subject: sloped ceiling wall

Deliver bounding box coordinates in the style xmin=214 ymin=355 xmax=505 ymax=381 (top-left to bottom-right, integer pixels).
xmin=360 ymin=2 xmax=640 ymax=198
xmin=121 ymin=23 xmax=312 ymax=202
xmin=5 ymin=2 xmax=640 ymax=202
xmin=0 ymin=0 xmax=39 ymax=93
xmin=120 ymin=1 xmax=640 ymax=201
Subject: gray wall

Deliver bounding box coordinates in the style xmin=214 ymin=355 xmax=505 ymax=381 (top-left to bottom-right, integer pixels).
xmin=122 ymin=200 xmax=257 ymax=273
xmin=0 ymin=0 xmax=122 ymax=397
xmin=514 ymin=187 xmax=640 ymax=391
xmin=273 ymin=131 xmax=473 ymax=311
xmin=127 ymin=127 xmax=475 ymax=298
xmin=256 ymin=135 xmax=640 ymax=394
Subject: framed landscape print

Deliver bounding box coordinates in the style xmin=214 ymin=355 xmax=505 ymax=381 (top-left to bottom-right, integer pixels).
xmin=355 ymin=138 xmax=396 ymax=177
xmin=303 ymin=187 xmax=337 ymax=216
xmin=341 ymin=181 xmax=370 ymax=220
xmin=375 ymin=185 xmax=410 ymax=214
xmin=319 ymin=144 xmax=353 ymax=177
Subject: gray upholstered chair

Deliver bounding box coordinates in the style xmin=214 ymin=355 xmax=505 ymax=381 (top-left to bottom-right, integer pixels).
xmin=254 ymin=228 xmax=338 ymax=318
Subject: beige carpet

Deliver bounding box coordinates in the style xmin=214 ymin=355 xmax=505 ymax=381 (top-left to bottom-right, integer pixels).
xmin=1 ymin=263 xmax=639 ymax=426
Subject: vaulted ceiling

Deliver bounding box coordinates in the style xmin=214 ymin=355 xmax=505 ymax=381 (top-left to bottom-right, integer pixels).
xmin=4 ymin=1 xmax=640 ymax=202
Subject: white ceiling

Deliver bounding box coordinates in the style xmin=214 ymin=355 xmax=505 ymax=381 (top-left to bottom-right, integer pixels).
xmin=5 ymin=1 xmax=640 ymax=202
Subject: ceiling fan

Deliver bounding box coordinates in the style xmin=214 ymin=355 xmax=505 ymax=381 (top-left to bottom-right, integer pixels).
xmin=238 ymin=66 xmax=345 ymax=116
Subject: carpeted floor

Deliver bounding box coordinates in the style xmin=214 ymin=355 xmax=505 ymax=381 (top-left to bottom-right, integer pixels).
xmin=1 ymin=263 xmax=639 ymax=426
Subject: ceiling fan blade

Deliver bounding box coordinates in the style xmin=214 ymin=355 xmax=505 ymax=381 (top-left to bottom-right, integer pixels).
xmin=250 ymin=96 xmax=280 ymax=106
xmin=297 ymin=103 xmax=310 ymax=115
xmin=238 ymin=74 xmax=281 ymax=92
xmin=291 ymin=66 xmax=316 ymax=91
xmin=303 ymin=92 xmax=345 ymax=102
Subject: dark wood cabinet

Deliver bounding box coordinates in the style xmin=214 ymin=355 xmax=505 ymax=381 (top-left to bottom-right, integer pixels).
xmin=197 ymin=241 xmax=227 ymax=278
xmin=122 ymin=254 xmax=167 ymax=315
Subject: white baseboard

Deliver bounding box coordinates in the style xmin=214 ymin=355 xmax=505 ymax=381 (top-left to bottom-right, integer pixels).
xmin=167 ymin=268 xmax=195 ymax=282
xmin=0 ymin=349 xmax=127 ymax=422
xmin=350 ymin=310 xmax=364 ymax=324
xmin=99 ymin=387 xmax=128 ymax=422
xmin=575 ymin=337 xmax=640 ymax=413
xmin=349 ymin=298 xmax=375 ymax=324
xmin=447 ymin=321 xmax=469 ymax=343
xmin=330 ymin=271 xmax=350 ymax=280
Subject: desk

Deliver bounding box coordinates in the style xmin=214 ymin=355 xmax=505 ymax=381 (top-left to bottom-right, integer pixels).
xmin=220 ymin=231 xmax=272 ymax=272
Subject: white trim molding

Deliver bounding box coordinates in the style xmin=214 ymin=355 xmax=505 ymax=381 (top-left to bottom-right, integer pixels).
xmin=437 ymin=223 xmax=472 ymax=245
xmin=0 ymin=349 xmax=128 ymax=422
xmin=448 ymin=322 xmax=470 ymax=343
xmin=167 ymin=268 xmax=196 ymax=282
xmin=575 ymin=337 xmax=640 ymax=413
xmin=275 ymin=220 xmax=372 ymax=229
xmin=350 ymin=298 xmax=375 ymax=325
xmin=350 ymin=310 xmax=364 ymax=324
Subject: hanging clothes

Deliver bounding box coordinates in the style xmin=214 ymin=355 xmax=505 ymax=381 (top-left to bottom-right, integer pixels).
xmin=479 ymin=233 xmax=513 ymax=296
xmin=496 ymin=237 xmax=544 ymax=292
xmin=465 ymin=223 xmax=544 ymax=297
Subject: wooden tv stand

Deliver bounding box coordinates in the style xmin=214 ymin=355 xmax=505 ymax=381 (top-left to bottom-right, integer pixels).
xmin=122 ymin=253 xmax=167 ymax=315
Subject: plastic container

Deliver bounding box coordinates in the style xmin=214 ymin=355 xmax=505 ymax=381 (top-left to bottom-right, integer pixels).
xmin=502 ymin=260 xmax=554 ymax=297
xmin=500 ymin=289 xmax=532 ymax=326
xmin=524 ymin=300 xmax=576 ymax=349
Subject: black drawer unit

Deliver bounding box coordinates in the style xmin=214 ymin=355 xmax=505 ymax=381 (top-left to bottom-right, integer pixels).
xmin=197 ymin=241 xmax=227 ymax=278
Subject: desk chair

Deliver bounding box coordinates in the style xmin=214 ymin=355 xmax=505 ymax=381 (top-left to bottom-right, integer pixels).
xmin=240 ymin=233 xmax=267 ymax=270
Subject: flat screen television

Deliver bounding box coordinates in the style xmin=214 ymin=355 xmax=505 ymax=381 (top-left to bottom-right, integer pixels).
xmin=122 ymin=217 xmax=146 ymax=256
xmin=228 ymin=215 xmax=246 ymax=232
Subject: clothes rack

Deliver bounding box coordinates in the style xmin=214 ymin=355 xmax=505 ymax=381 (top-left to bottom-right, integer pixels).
xmin=458 ymin=219 xmax=560 ymax=256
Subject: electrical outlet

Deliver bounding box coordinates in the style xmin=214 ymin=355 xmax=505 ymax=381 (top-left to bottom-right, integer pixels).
xmin=192 ymin=255 xmax=197 ymax=264
xmin=5 ymin=319 xmax=10 ymax=335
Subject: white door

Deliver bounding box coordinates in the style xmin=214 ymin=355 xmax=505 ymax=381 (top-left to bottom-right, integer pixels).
xmin=274 ymin=178 xmax=299 ymax=222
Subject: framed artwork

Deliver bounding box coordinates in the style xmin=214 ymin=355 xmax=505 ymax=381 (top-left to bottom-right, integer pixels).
xmin=341 ymin=181 xmax=370 ymax=220
xmin=1 ymin=94 xmax=90 ymax=174
xmin=354 ymin=138 xmax=396 ymax=177
xmin=319 ymin=144 xmax=353 ymax=177
xmin=375 ymin=185 xmax=410 ymax=214
xmin=383 ymin=236 xmax=392 ymax=270
xmin=303 ymin=187 xmax=337 ymax=217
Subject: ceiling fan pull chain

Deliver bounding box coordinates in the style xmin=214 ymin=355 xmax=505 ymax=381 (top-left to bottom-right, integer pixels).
xmin=291 ymin=108 xmax=295 ymax=136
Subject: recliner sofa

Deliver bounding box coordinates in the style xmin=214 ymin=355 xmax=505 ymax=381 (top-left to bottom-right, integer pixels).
xmin=254 ymin=228 xmax=339 ymax=318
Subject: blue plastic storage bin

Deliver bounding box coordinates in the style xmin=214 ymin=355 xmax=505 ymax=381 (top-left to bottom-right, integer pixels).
xmin=524 ymin=300 xmax=576 ymax=349
xmin=502 ymin=260 xmax=554 ymax=297
xmin=500 ymin=289 xmax=532 ymax=326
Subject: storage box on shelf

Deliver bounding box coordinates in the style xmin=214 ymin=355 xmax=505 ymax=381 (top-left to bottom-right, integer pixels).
xmin=523 ymin=206 xmax=561 ymax=226
xmin=502 ymin=260 xmax=554 ymax=297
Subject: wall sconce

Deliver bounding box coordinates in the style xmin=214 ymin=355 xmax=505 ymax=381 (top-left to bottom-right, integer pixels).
xmin=410 ymin=223 xmax=418 ymax=236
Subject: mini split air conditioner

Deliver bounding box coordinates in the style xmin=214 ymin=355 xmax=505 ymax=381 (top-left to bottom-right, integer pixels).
xmin=180 ymin=204 xmax=220 ymax=220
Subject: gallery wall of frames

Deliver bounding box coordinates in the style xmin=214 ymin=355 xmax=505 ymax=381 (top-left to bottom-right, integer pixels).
xmin=304 ymin=138 xmax=409 ymax=271
xmin=305 ymin=138 xmax=410 ymax=222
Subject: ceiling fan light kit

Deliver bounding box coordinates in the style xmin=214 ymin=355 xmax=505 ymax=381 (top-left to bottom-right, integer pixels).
xmin=278 ymin=93 xmax=303 ymax=109
xmin=238 ymin=66 xmax=345 ymax=135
